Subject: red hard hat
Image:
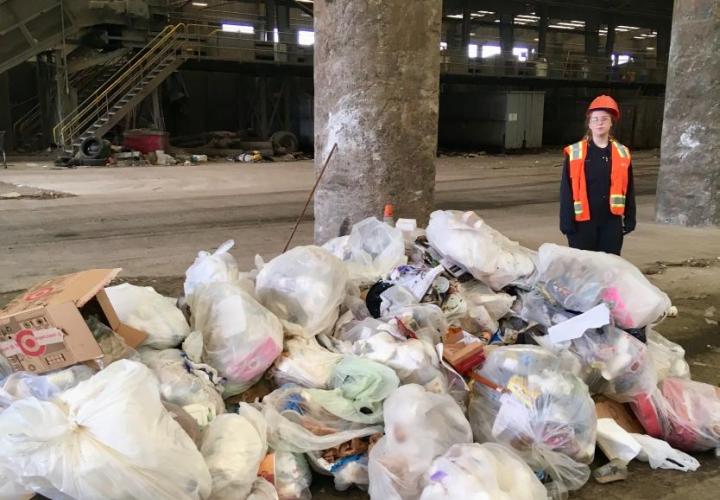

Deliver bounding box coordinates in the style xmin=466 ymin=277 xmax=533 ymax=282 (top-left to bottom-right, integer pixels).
xmin=587 ymin=95 xmax=620 ymax=120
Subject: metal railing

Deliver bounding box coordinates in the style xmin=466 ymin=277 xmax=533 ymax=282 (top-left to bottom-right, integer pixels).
xmin=53 ymin=24 xmax=189 ymax=147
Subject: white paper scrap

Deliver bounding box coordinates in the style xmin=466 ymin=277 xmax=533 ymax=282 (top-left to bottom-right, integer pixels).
xmin=548 ymin=303 xmax=610 ymax=343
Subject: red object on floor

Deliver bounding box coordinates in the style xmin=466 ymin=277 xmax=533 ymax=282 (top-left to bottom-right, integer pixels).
xmin=123 ymin=130 xmax=169 ymax=154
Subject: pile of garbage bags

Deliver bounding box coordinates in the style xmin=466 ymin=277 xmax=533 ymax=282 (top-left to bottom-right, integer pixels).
xmin=1 ymin=209 xmax=717 ymax=500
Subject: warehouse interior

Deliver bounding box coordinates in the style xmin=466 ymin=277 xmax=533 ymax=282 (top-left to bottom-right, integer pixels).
xmin=1 ymin=1 xmax=719 ymax=499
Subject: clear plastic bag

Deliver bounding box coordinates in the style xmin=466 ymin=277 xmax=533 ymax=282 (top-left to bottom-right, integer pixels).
xmin=107 ymin=283 xmax=191 ymax=349
xmin=324 ymin=217 xmax=407 ymax=283
xmin=0 ymin=365 xmax=94 ymax=411
xmin=306 ymin=356 xmax=400 ymax=424
xmin=468 ymin=346 xmax=595 ymax=499
xmin=188 ymin=282 xmax=284 ymax=397
xmin=261 ymin=384 xmax=383 ymax=453
xmin=368 ymin=384 xmax=473 ymax=500
xmin=536 ymin=243 xmax=672 ymax=329
xmin=647 ymin=329 xmax=691 ymax=381
xmin=139 ymin=348 xmax=225 ymax=416
xmin=632 ymin=377 xmax=720 ymax=452
xmin=447 ymin=280 xmax=515 ymax=334
xmin=306 ymin=449 xmax=370 ymax=492
xmin=184 ymin=240 xmax=241 ymax=298
xmin=201 ymin=405 xmax=268 ymax=500
xmin=256 ymin=246 xmax=348 ymax=337
xmin=271 ymin=336 xmax=344 ymax=389
xmin=420 ymin=443 xmax=548 ymax=500
xmin=259 ymin=451 xmax=312 ymax=500
xmin=0 ymin=360 xmax=212 ymax=500
xmin=425 ymin=210 xmax=537 ymax=290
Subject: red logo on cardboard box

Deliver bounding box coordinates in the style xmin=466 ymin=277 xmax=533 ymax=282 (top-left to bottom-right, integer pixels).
xmin=23 ymin=286 xmax=55 ymax=302
xmin=15 ymin=329 xmax=47 ymax=357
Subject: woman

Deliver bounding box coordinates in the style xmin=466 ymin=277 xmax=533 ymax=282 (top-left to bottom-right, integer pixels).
xmin=559 ymin=95 xmax=636 ymax=255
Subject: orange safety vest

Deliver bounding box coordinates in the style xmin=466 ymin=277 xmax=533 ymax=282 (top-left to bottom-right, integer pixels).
xmin=564 ymin=138 xmax=631 ymax=221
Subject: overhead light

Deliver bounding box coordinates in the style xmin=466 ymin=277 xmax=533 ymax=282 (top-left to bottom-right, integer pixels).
xmin=617 ymin=25 xmax=640 ymax=30
xmin=470 ymin=13 xmax=485 ymax=18
xmin=222 ymin=23 xmax=254 ymax=34
xmin=477 ymin=10 xmax=495 ymax=15
xmin=647 ymin=47 xmax=655 ymax=50
xmin=549 ymin=24 xmax=576 ymax=30
xmin=192 ymin=1 xmax=208 ymax=6
xmin=533 ymin=37 xmax=539 ymax=41
xmin=447 ymin=14 xmax=463 ymax=19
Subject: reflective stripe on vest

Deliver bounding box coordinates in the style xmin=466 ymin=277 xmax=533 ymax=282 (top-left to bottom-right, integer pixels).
xmin=610 ymin=194 xmax=626 ymax=208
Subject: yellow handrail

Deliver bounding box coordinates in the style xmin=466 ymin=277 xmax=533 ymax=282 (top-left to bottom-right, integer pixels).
xmin=54 ymin=24 xmax=187 ymax=146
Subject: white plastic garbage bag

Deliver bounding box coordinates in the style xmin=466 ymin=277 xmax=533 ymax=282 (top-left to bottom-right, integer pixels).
xmin=0 ymin=365 xmax=94 ymax=411
xmin=0 ymin=465 xmax=32 ymax=500
xmin=446 ymin=280 xmax=515 ymax=334
xmin=271 ymin=336 xmax=344 ymax=389
xmin=0 ymin=360 xmax=212 ymax=500
xmin=420 ymin=443 xmax=547 ymax=500
xmin=647 ymin=329 xmax=691 ymax=380
xmin=536 ymin=243 xmax=672 ymax=328
xmin=107 ymin=283 xmax=191 ymax=349
xmin=188 ymin=282 xmax=284 ymax=396
xmin=324 ymin=217 xmax=406 ymax=283
xmin=201 ymin=405 xmax=268 ymax=500
xmin=468 ymin=346 xmax=595 ymax=499
xmin=184 ymin=240 xmax=240 ymax=298
xmin=261 ymin=384 xmax=383 ymax=453
xmin=368 ymin=384 xmax=473 ymax=500
xmin=140 ymin=348 xmax=225 ymax=417
xmin=256 ymin=246 xmax=348 ymax=337
xmin=426 ymin=210 xmax=536 ymax=290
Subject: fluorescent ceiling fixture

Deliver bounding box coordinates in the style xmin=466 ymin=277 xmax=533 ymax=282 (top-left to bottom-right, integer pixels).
xmin=494 ymin=19 xmax=500 ymax=23
xmin=477 ymin=10 xmax=495 ymax=14
xmin=647 ymin=47 xmax=655 ymax=50
xmin=440 ymin=41 xmax=447 ymax=50
xmin=447 ymin=14 xmax=463 ymax=19
xmin=481 ymin=44 xmax=501 ymax=58
xmin=222 ymin=23 xmax=254 ymax=34
xmin=633 ymin=36 xmax=645 ymax=39
xmin=297 ymin=30 xmax=314 ymax=46
xmin=557 ymin=21 xmax=583 ymax=26
xmin=533 ymin=37 xmax=539 ymax=41
xmin=617 ymin=25 xmax=640 ymax=30
xmin=468 ymin=44 xmax=478 ymax=59
xmin=470 ymin=13 xmax=486 ymax=18
xmin=191 ymin=2 xmax=208 ymax=6
xmin=517 ymin=14 xmax=540 ymax=19
xmin=549 ymin=24 xmax=576 ymax=30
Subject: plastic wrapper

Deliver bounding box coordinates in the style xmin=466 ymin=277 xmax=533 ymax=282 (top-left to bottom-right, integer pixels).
xmin=420 ymin=443 xmax=547 ymax=500
xmin=425 ymin=210 xmax=536 ymax=290
xmin=261 ymin=384 xmax=383 ymax=453
xmin=256 ymin=245 xmax=348 ymax=337
xmin=0 ymin=365 xmax=94 ymax=411
xmin=445 ymin=280 xmax=515 ymax=334
xmin=536 ymin=243 xmax=672 ymax=329
xmin=0 ymin=360 xmax=212 ymax=499
xmin=259 ymin=451 xmax=312 ymax=500
xmin=307 ymin=449 xmax=370 ymax=491
xmin=106 ymin=283 xmax=191 ymax=349
xmin=247 ymin=478 xmax=280 ymax=500
xmin=188 ymin=282 xmax=283 ymax=397
xmin=201 ymin=406 xmax=268 ymax=500
xmin=306 ymin=356 xmax=400 ymax=424
xmin=368 ymin=384 xmax=473 ymax=500
xmin=632 ymin=377 xmax=720 ymax=452
xmin=647 ymin=329 xmax=691 ymax=380
xmin=271 ymin=336 xmax=344 ymax=389
xmin=140 ymin=348 xmax=225 ymax=416
xmin=323 ymin=217 xmax=407 ymax=283
xmin=382 ymin=301 xmax=448 ymax=346
xmin=468 ymin=346 xmax=595 ymax=498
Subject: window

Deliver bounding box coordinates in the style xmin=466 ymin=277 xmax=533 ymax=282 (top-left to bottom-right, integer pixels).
xmin=513 ymin=47 xmax=529 ymax=61
xmin=468 ymin=44 xmax=478 ymax=58
xmin=222 ymin=23 xmax=254 ymax=34
xmin=613 ymin=54 xmax=632 ymax=66
xmin=481 ymin=44 xmax=501 ymax=58
xmin=440 ymin=41 xmax=448 ymax=51
xmin=298 ymin=30 xmax=315 ymax=46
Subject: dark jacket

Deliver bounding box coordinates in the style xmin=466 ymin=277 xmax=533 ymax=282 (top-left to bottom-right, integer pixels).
xmin=560 ymin=139 xmax=636 ymax=235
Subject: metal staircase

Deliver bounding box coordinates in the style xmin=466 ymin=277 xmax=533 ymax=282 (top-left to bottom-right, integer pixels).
xmin=53 ymin=24 xmax=189 ymax=151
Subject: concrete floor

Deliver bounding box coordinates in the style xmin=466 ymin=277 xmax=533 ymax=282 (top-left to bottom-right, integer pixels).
xmin=1 ymin=151 xmax=719 ymax=498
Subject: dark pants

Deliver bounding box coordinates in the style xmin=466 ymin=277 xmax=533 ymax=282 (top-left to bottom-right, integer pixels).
xmin=567 ymin=217 xmax=624 ymax=255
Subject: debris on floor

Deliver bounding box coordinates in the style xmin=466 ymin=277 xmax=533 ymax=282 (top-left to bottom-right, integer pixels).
xmin=1 ymin=209 xmax=718 ymax=500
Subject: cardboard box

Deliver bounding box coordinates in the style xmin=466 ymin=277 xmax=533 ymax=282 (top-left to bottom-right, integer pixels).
xmin=594 ymin=395 xmax=645 ymax=434
xmin=0 ymin=269 xmax=147 ymax=374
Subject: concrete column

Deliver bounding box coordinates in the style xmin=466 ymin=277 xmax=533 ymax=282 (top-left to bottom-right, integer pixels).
xmin=313 ymin=0 xmax=442 ymax=243
xmin=585 ymin=20 xmax=600 ymax=57
xmin=537 ymin=8 xmax=549 ymax=57
xmin=656 ymin=21 xmax=672 ymax=65
xmin=461 ymin=0 xmax=471 ymax=48
xmin=605 ymin=19 xmax=616 ymax=57
xmin=656 ymin=0 xmax=720 ymax=226
xmin=499 ymin=12 xmax=514 ymax=57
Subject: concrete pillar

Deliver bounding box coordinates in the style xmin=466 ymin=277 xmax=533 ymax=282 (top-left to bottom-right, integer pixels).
xmin=499 ymin=12 xmax=514 ymax=57
xmin=605 ymin=19 xmax=616 ymax=57
xmin=313 ymin=0 xmax=442 ymax=243
xmin=656 ymin=0 xmax=720 ymax=226
xmin=585 ymin=20 xmax=600 ymax=57
xmin=656 ymin=21 xmax=672 ymax=65
xmin=537 ymin=8 xmax=549 ymax=57
xmin=461 ymin=0 xmax=471 ymax=48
